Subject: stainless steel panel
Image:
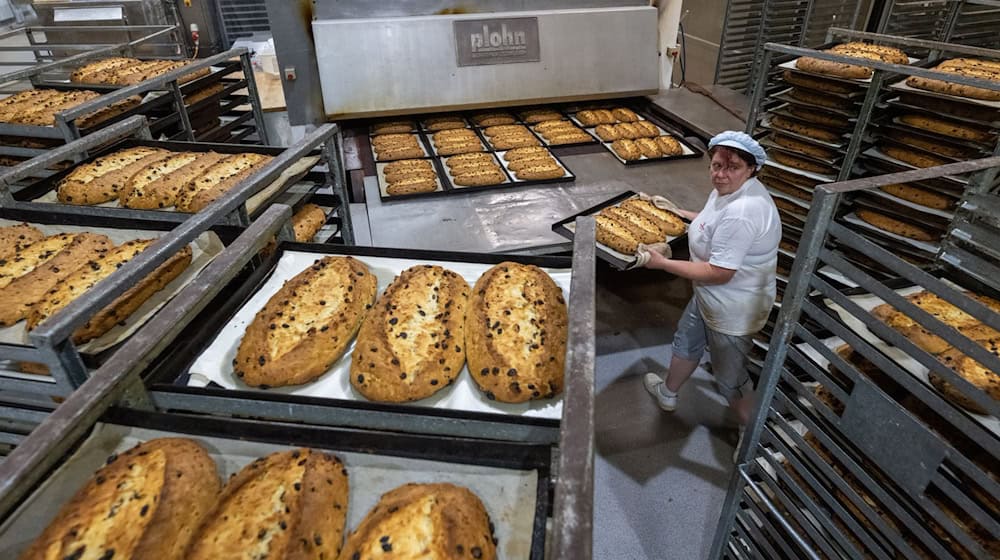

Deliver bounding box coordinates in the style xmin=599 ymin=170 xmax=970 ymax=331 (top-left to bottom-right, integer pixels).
xmin=313 ymin=0 xmax=648 ymax=20
xmin=313 ymin=7 xmax=659 ymax=118
xmin=31 ymin=0 xmax=176 ymax=57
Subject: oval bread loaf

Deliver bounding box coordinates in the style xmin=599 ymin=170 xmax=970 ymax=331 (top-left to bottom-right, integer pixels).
xmin=466 ymin=262 xmax=568 ymax=403
xmin=186 ymin=448 xmax=348 ymax=560
xmin=0 ymin=223 xmax=43 ymax=260
xmin=596 ymin=215 xmax=640 ymax=254
xmin=0 ymin=232 xmax=79 ymax=290
xmin=351 ymin=265 xmax=469 ymax=402
xmin=235 ymin=256 xmax=377 ymax=388
xmin=340 ymin=483 xmax=497 ymax=560
xmin=20 ymin=438 xmax=220 ymax=560
xmin=119 ymin=151 xmax=228 ymax=209
xmin=56 ymin=147 xmax=170 ymax=205
xmin=600 ymin=206 xmax=664 ymax=243
xmin=619 ymin=198 xmax=686 ymax=236
xmin=502 ymin=146 xmax=548 ymax=162
xmin=931 ymin=338 xmax=1000 ymax=415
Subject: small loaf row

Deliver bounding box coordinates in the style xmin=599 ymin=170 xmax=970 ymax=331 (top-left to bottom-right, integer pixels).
xmin=0 ymin=89 xmax=140 ymax=128
xmin=232 ymin=257 xmax=569 ymax=404
xmin=70 ymin=57 xmax=210 ymax=86
xmin=55 ymin=146 xmax=274 ymax=212
xmin=20 ymin=438 xmax=498 ymax=560
xmin=905 ymin=57 xmax=1000 ymax=102
xmin=0 ymin=222 xmax=192 ymax=344
xmin=594 ymin=197 xmax=687 ymax=255
xmin=795 ymin=42 xmax=909 ymax=80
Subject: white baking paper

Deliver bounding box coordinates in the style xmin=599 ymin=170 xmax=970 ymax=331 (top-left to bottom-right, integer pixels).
xmin=0 ymin=423 xmax=539 ymax=560
xmin=781 ymin=57 xmax=921 ymax=85
xmin=807 ymin=286 xmax=998 ymax=434
xmin=188 ymin=251 xmax=571 ymax=419
xmin=441 ymin=152 xmax=514 ymax=189
xmin=0 ymin=219 xmax=223 ymax=356
xmin=889 ymin=78 xmax=1000 ymax=110
xmin=371 ymin=133 xmax=431 ymax=163
xmin=601 ymin=129 xmax=697 ymax=164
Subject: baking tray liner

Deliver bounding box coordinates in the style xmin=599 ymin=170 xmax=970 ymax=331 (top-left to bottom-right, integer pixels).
xmin=887 ymin=116 xmax=996 ymax=149
xmin=186 ymin=250 xmax=571 ymax=420
xmin=426 ymin=129 xmax=489 ymax=158
xmin=551 ymin=191 xmax=688 ymax=270
xmin=0 ymin=422 xmax=540 ymax=559
xmin=873 ymin=120 xmax=992 ymax=157
xmin=852 ymin=187 xmax=954 ymax=220
xmin=889 ymin=77 xmax=1000 ymax=109
xmin=884 ymin=96 xmax=1000 ymax=128
xmin=858 ymin=158 xmax=967 ymax=197
xmin=440 ymin=151 xmax=515 ymax=189
xmin=529 ymin=122 xmax=598 ymax=148
xmin=841 ymin=212 xmax=939 ymax=254
xmin=375 ymin=158 xmax=446 ymax=200
xmin=760 ymin=135 xmax=844 ymax=166
xmin=768 ymin=104 xmax=856 ymax=132
xmin=765 ymin=145 xmax=841 ymax=176
xmin=817 ymin=285 xmax=999 ymax=435
xmin=0 ymin=218 xmax=222 ymax=354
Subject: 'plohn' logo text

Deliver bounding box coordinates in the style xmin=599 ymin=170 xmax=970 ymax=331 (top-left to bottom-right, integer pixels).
xmin=470 ymin=24 xmax=527 ymax=54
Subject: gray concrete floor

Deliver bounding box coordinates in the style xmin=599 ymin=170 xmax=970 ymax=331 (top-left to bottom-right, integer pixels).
xmin=592 ymin=259 xmax=740 ymax=559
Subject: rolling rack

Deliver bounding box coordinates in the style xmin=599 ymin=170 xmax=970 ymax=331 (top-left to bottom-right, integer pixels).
xmin=0 ymin=24 xmax=183 ymax=74
xmin=0 ymin=46 xmax=269 ymax=163
xmin=710 ymin=156 xmax=1000 ymax=559
xmin=0 ymin=210 xmax=597 ymax=560
xmin=0 ymin=115 xmax=345 ymax=229
xmin=0 ymin=118 xmax=348 ymax=400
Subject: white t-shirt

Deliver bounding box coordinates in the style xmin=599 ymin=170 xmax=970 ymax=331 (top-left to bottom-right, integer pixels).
xmin=688 ymin=177 xmax=781 ymax=335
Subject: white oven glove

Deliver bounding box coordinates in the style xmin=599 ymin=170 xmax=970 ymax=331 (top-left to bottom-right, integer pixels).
xmin=629 ymin=242 xmax=672 ymax=269
xmin=637 ymin=192 xmax=683 ymax=215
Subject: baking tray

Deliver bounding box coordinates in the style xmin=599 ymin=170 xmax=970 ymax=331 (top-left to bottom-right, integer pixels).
xmin=11 ymin=137 xmax=320 ymax=221
xmin=0 ymin=409 xmax=550 ymax=560
xmin=760 ymin=134 xmax=844 ymax=165
xmin=425 ymin=128 xmax=489 ymax=158
xmin=144 ymin=243 xmax=574 ymax=427
xmin=888 ymin=77 xmax=1000 ymax=110
xmin=764 ymin=145 xmax=841 ymax=177
xmin=852 ymin=185 xmax=956 ymax=218
xmin=477 ymin=124 xmax=545 ymax=152
xmin=884 ymin=95 xmax=1000 ymax=128
xmin=841 ymin=212 xmax=939 ymax=255
xmin=768 ymin=103 xmax=856 ymax=132
xmin=0 ymin=208 xmax=241 ymax=382
xmin=419 ymin=116 xmax=473 ymax=133
xmin=374 ymin=157 xmax=447 ymax=201
xmin=849 ymin=193 xmax=951 ymax=233
xmin=368 ymin=131 xmax=433 ymax=163
xmin=529 ymin=121 xmax=598 ymax=148
xmin=439 ymin=151 xmax=514 ymax=189
xmin=551 ymin=190 xmax=688 ymax=270
xmin=495 ymin=149 xmax=575 ymax=184
xmin=770 ymin=88 xmax=860 ymax=117
xmin=861 ymin=147 xmax=968 ymax=186
xmin=872 ymin=120 xmax=991 ymax=158
xmin=887 ymin=115 xmax=997 ymax=149
xmin=600 ymin=130 xmax=702 ymax=166
xmin=858 ymin=157 xmax=968 ymax=197
xmin=762 ymin=159 xmax=836 ymax=184
xmin=779 ymin=57 xmax=920 ymax=86
xmin=759 ymin=115 xmax=850 ymax=149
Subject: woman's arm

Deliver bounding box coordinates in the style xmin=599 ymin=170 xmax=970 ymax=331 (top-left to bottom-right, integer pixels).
xmin=641 ymin=251 xmax=736 ymax=285
xmin=675 ymin=208 xmax=699 ymax=221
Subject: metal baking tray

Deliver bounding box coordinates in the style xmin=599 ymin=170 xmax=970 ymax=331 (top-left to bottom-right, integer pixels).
xmin=884 ymin=95 xmax=1000 ymax=128
xmin=760 ymin=134 xmax=845 ymax=165
xmin=861 ymin=147 xmax=968 ymax=186
xmin=888 ymin=76 xmax=1000 ymax=110
xmin=0 ymin=207 xmax=242 ymax=395
xmin=0 ymin=408 xmax=551 ymax=560
xmin=551 ymin=190 xmax=689 ymax=270
xmin=11 ymin=138 xmax=321 ymax=224
xmin=840 ymin=212 xmax=940 ymax=256
xmin=599 ymin=129 xmax=703 ymax=166
xmin=871 ymin=121 xmax=991 ymax=159
xmin=849 ymin=192 xmax=951 ymax=231
xmin=425 ymin=127 xmax=490 ymax=158
xmin=528 ymin=121 xmax=598 ymax=148
xmin=476 ymin=124 xmax=545 ymax=152
xmin=144 ymin=243 xmax=576 ymax=433
xmin=764 ymin=145 xmax=841 ymax=177
xmin=368 ymin=131 xmax=433 ymax=163
xmin=768 ymin=103 xmax=857 ymax=132
xmin=779 ymin=56 xmax=920 ymax=87
xmin=374 ymin=157 xmax=448 ymax=201
xmin=494 ymin=149 xmax=575 ymax=184
xmin=758 ymin=115 xmax=850 ymax=149
xmin=887 ymin=114 xmax=997 ymax=149
xmin=858 ymin=157 xmax=968 ymax=197
xmin=770 ymin=88 xmax=860 ymax=117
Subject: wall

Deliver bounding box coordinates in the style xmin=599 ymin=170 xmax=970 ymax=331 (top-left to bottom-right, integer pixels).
xmin=671 ymin=0 xmax=726 ymax=86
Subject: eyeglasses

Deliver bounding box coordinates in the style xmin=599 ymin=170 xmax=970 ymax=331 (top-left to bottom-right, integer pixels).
xmin=710 ymin=163 xmax=749 ymax=174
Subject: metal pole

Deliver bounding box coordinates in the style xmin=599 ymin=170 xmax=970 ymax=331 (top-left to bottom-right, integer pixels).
xmin=241 ymin=51 xmax=271 ymax=145
xmin=169 ymin=80 xmax=196 ymax=141
xmin=744 ymin=49 xmax=774 ymax=135
xmin=326 ymin=129 xmax=354 ymax=244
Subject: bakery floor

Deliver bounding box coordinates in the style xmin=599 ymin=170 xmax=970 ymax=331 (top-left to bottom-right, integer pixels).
xmin=592 ymin=251 xmax=738 ymax=560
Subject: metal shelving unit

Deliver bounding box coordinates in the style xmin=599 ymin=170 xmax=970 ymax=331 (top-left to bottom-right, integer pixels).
xmin=711 ymin=156 xmax=1000 ymax=559
xmin=876 ymin=0 xmax=1000 ymax=52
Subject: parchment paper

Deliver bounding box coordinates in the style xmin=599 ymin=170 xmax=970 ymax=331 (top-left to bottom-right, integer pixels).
xmin=0 ymin=423 xmax=539 ymax=559
xmin=841 ymin=212 xmax=938 ymax=254
xmin=188 ymin=251 xmax=572 ymax=419
xmin=781 ymin=57 xmax=920 ymax=85
xmin=495 ymin=150 xmax=571 ymax=183
xmin=889 ymin=78 xmax=1000 ymax=109
xmin=375 ymin=160 xmax=445 ymax=198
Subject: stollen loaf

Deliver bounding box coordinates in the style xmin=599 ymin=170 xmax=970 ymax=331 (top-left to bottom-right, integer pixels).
xmin=466 ymin=262 xmax=568 ymax=403
xmin=234 ymin=256 xmax=377 ymax=388
xmin=350 ymin=265 xmax=470 ymax=402
xmin=19 ymin=438 xmax=220 ymax=560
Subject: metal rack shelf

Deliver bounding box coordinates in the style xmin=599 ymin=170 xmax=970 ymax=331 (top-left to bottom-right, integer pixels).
xmin=0 ymin=210 xmax=597 ymax=560
xmin=711 ymin=156 xmax=1000 ymax=560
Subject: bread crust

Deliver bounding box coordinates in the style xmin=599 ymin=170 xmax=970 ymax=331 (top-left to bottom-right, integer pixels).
xmin=619 ymin=198 xmax=686 ymax=236
xmin=770 ymin=115 xmax=842 ymax=142
xmin=175 ymin=153 xmax=273 ymax=212
xmin=56 ymin=147 xmax=170 ymax=205
xmin=514 ymin=163 xmax=565 ymax=181
xmin=788 ymin=87 xmax=854 ymax=109
xmin=596 ymin=214 xmax=639 ymax=254
xmin=466 ymin=262 xmax=567 ymax=402
xmin=350 ymin=265 xmax=469 ymax=402
xmin=507 ymin=154 xmax=557 ymax=172
xmin=770 ymin=150 xmax=836 ymax=175
xmin=898 ymin=113 xmax=993 ymax=142
xmin=0 ymin=232 xmax=78 ymax=290
xmin=520 ymin=109 xmax=562 ymax=123
xmin=771 ymin=133 xmax=838 ymax=159
xmin=340 ymin=483 xmax=496 ymax=560
xmin=0 ymin=232 xmax=112 ymax=327
xmin=502 ymin=146 xmax=548 ymax=162
xmin=0 ymin=223 xmax=43 ymax=261
xmin=787 ymin=105 xmax=851 ymax=129
xmin=612 ymin=107 xmax=639 ymax=122
xmin=20 ymin=438 xmax=219 ymax=560
xmin=870 ymin=290 xmax=1000 ymax=355
xmin=880 ymin=143 xmax=949 ymax=168
xmin=453 ymin=167 xmax=506 ymax=186
xmin=600 ymin=206 xmax=663 ymax=243
xmin=879 ymin=183 xmax=952 ymax=210
xmin=372 ymin=121 xmax=414 ymax=135
xmin=932 ymin=338 xmax=999 ymax=415
xmin=782 ymin=70 xmax=858 ymax=94
xmin=472 ymin=112 xmax=516 ymax=126
xmin=611 ymin=138 xmax=641 ymax=161
xmin=386 ymin=177 xmax=437 ymax=195
xmin=187 ymin=448 xmax=348 ymax=560
xmin=235 ymin=256 xmax=377 ymax=387
xmin=123 ymin=151 xmax=230 ymax=209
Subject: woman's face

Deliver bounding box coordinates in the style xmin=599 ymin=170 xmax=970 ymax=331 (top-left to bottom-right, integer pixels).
xmin=709 ymin=148 xmax=754 ymax=193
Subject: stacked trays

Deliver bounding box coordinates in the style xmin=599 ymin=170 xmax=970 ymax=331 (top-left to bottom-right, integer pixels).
xmin=565 ymin=104 xmax=702 ymax=164
xmin=855 ymin=56 xmax=1000 ymax=265
xmin=368 ymin=109 xmax=575 ymax=201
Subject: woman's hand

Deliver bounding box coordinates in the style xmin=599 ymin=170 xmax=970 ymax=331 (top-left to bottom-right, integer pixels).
xmin=641 ymin=248 xmax=672 ymax=270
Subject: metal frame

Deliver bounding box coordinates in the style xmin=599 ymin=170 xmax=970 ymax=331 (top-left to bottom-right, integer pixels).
xmin=0 ymin=46 xmax=269 ymax=157
xmin=875 ymin=0 xmax=1000 ymax=52
xmin=0 ymin=118 xmax=344 ymax=397
xmin=0 ymin=114 xmax=337 ymax=228
xmin=0 ymin=213 xmax=598 ymax=560
xmin=0 ymin=25 xmax=180 ymax=76
xmin=711 ymin=156 xmax=1000 ymax=559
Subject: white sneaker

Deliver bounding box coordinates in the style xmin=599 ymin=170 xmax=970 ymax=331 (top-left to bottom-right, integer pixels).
xmin=733 ymin=427 xmax=747 ymax=464
xmin=643 ymin=373 xmax=678 ymax=412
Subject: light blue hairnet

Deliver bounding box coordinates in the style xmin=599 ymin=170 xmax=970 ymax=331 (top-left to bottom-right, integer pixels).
xmin=708 ymin=130 xmax=767 ymax=170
